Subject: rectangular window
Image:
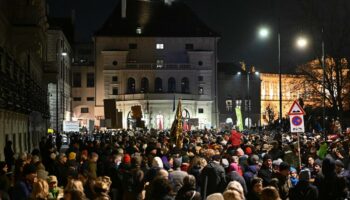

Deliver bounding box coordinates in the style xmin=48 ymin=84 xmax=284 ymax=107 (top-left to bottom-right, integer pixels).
xmin=198 ymin=108 xmax=204 ymax=113
xmin=87 ymin=73 xmax=94 ymax=87
xmin=73 ymin=97 xmax=81 ymax=101
xmin=236 ymin=99 xmax=242 ymax=107
xmin=129 ymin=43 xmax=137 ymax=49
xmin=198 ymin=87 xmax=204 ymax=95
xmin=81 ymin=107 xmax=89 ymax=113
xmin=112 ymin=87 xmax=118 ymax=95
xmin=226 ymin=100 xmax=233 ymax=112
xmin=73 ymin=73 xmax=81 ymax=87
xmin=87 ymin=97 xmax=94 ymax=101
xmin=185 ymin=43 xmax=194 ymax=50
xmin=156 ymin=59 xmax=164 ymax=68
xmin=198 ymin=76 xmax=203 ymax=81
xmin=156 ymin=43 xmax=164 ymax=49
xmin=112 ymin=76 xmax=118 ymax=82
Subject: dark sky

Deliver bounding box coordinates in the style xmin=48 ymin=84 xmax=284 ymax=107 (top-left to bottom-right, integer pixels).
xmin=48 ymin=0 xmax=314 ymax=72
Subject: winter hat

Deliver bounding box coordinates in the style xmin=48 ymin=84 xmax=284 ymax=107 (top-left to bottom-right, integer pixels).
xmin=250 ymin=154 xmax=260 ymax=165
xmin=263 ymin=154 xmax=272 ymax=162
xmin=314 ymin=159 xmax=322 ymax=167
xmin=68 ymin=152 xmax=76 ymax=160
xmin=272 ymin=158 xmax=283 ymax=167
xmin=279 ymin=162 xmax=290 ymax=171
xmin=152 ymin=156 xmax=164 ymax=168
xmin=222 ymin=158 xmax=229 ymax=168
xmin=245 ymin=147 xmax=253 ymax=155
xmin=23 ymin=164 xmax=37 ymax=176
xmin=182 ymin=155 xmax=190 ymax=164
xmin=123 ymin=154 xmax=131 ymax=164
xmin=299 ymin=169 xmax=311 ymax=181
xmin=48 ymin=175 xmax=58 ymax=184
xmin=290 ymin=167 xmax=297 ymax=173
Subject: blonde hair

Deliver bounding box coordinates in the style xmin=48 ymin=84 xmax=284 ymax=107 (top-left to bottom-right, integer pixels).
xmin=31 ymin=178 xmax=49 ymax=199
xmin=261 ymin=186 xmax=281 ymax=200
xmin=65 ymin=179 xmax=85 ymax=193
xmin=225 ymin=181 xmax=244 ymax=200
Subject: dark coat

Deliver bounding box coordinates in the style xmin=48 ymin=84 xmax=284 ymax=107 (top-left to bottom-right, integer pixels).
xmin=227 ymin=171 xmax=248 ymax=195
xmin=200 ymin=161 xmax=226 ymax=197
xmin=289 ymin=181 xmax=318 ymax=200
xmin=257 ymin=165 xmax=273 ymax=186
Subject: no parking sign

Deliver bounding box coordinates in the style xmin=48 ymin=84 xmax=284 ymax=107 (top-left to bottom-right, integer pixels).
xmin=288 ymin=100 xmax=305 ymax=133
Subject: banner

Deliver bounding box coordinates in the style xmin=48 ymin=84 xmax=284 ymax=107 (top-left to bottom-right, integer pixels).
xmin=235 ymin=107 xmax=244 ymax=131
xmin=63 ymin=121 xmax=80 ymax=132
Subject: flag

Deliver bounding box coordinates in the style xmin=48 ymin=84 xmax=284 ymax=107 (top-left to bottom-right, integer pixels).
xmin=235 ymin=107 xmax=244 ymax=131
xmin=173 ymin=95 xmax=175 ymax=111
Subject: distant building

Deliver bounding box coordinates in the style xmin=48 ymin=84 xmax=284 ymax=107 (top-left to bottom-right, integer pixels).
xmin=92 ymin=0 xmax=220 ymax=129
xmin=0 ymin=0 xmax=50 ymax=158
xmin=218 ymin=63 xmax=261 ymax=129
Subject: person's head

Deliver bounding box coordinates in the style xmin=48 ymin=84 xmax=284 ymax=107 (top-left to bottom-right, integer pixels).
xmin=93 ymin=176 xmax=112 ymax=194
xmin=251 ymin=177 xmax=263 ymax=193
xmin=206 ymin=193 xmax=224 ymax=200
xmin=59 ymin=153 xmax=67 ymax=164
xmin=65 ymin=179 xmax=85 ymax=193
xmin=223 ymin=189 xmax=244 ymax=200
xmin=156 ymin=169 xmax=169 ymax=180
xmin=307 ymin=156 xmax=315 ymax=166
xmin=183 ymin=175 xmax=196 ymax=189
xmin=260 ymin=186 xmax=281 ymax=200
xmin=90 ymin=152 xmax=99 ymax=162
xmin=299 ymin=169 xmax=311 ymax=182
xmin=279 ymin=162 xmax=290 ymax=177
xmin=31 ymin=178 xmax=49 ymax=200
xmin=224 ymin=181 xmax=244 ymax=200
xmin=64 ymin=190 xmax=86 ymax=200
xmin=68 ymin=152 xmax=77 ymax=161
xmin=314 ymin=160 xmax=322 ymax=173
xmin=290 ymin=167 xmax=297 ymax=178
xmin=0 ymin=162 xmax=8 ymax=174
xmin=23 ymin=164 xmax=37 ymax=183
xmin=322 ymin=157 xmax=336 ymax=176
xmin=48 ymin=175 xmax=58 ymax=190
xmin=149 ymin=177 xmax=173 ymax=199
xmin=335 ymin=159 xmax=344 ymax=174
xmin=263 ymin=154 xmax=273 ymax=168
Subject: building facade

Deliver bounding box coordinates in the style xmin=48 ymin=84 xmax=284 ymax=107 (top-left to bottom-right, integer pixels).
xmin=0 ymin=0 xmax=49 ymax=159
xmin=45 ymin=29 xmax=72 ymax=132
xmin=218 ymin=63 xmax=261 ymax=129
xmin=92 ymin=0 xmax=219 ymax=129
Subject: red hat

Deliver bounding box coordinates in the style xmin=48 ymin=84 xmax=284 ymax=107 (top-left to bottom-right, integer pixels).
xmin=245 ymin=147 xmax=252 ymax=155
xmin=123 ymin=154 xmax=131 ymax=164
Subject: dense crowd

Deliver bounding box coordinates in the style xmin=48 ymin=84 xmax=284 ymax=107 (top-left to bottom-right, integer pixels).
xmin=1 ymin=126 xmax=350 ymax=200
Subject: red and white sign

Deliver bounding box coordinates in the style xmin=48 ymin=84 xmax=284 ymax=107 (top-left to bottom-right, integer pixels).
xmin=288 ymin=100 xmax=305 ymax=115
xmin=288 ymin=100 xmax=305 ymax=133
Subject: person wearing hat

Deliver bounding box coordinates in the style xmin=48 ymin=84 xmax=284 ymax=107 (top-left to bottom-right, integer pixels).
xmin=258 ymin=154 xmax=273 ymax=187
xmin=48 ymin=175 xmax=63 ymax=200
xmin=289 ymin=169 xmax=318 ymax=200
xmin=271 ymin=162 xmax=292 ymax=200
xmin=335 ymin=159 xmax=350 ymax=178
xmin=13 ymin=164 xmax=37 ymax=200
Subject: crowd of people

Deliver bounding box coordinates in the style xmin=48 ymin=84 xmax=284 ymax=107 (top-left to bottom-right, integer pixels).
xmin=1 ymin=126 xmax=350 ymax=200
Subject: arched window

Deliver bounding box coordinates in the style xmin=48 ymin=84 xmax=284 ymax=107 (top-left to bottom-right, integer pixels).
xmin=155 ymin=77 xmax=163 ymax=93
xmin=168 ymin=77 xmax=176 ymax=93
xmin=181 ymin=77 xmax=189 ymax=93
xmin=141 ymin=77 xmax=149 ymax=93
xmin=127 ymin=77 xmax=136 ymax=94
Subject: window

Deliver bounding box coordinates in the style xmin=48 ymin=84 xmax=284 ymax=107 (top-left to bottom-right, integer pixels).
xmin=136 ymin=27 xmax=142 ymax=34
xmin=81 ymin=107 xmax=89 ymax=113
xmin=181 ymin=77 xmax=190 ymax=93
xmin=87 ymin=73 xmax=95 ymax=87
xmin=112 ymin=76 xmax=118 ymax=82
xmin=185 ymin=43 xmax=194 ymax=50
xmin=226 ymin=99 xmax=233 ymax=112
xmin=168 ymin=77 xmax=176 ymax=93
xmin=129 ymin=43 xmax=137 ymax=49
xmin=244 ymin=99 xmax=251 ymax=111
xmin=155 ymin=77 xmax=163 ymax=93
xmin=87 ymin=97 xmax=94 ymax=101
xmin=141 ymin=77 xmax=149 ymax=93
xmin=73 ymin=97 xmax=81 ymax=101
xmin=156 ymin=43 xmax=164 ymax=49
xmin=112 ymin=60 xmax=118 ymax=66
xmin=198 ymin=61 xmax=203 ymax=66
xmin=198 ymin=76 xmax=203 ymax=81
xmin=112 ymin=87 xmax=118 ymax=95
xmin=127 ymin=77 xmax=136 ymax=94
xmin=236 ymin=99 xmax=242 ymax=107
xmin=198 ymin=108 xmax=204 ymax=113
xmin=156 ymin=59 xmax=164 ymax=68
xmin=198 ymin=87 xmax=204 ymax=95
xmin=73 ymin=73 xmax=81 ymax=87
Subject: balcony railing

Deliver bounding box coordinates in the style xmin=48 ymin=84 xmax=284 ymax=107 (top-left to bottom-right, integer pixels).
xmin=109 ymin=93 xmax=199 ymax=101
xmin=106 ymin=63 xmax=193 ymax=70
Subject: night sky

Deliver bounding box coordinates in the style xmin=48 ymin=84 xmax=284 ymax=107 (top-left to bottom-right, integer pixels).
xmin=48 ymin=0 xmax=314 ymax=72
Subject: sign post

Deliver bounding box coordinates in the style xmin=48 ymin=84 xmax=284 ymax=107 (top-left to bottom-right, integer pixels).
xmin=288 ymin=100 xmax=306 ymax=169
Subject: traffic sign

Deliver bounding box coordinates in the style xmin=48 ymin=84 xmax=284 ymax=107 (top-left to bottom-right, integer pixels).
xmin=288 ymin=100 xmax=305 ymax=115
xmin=290 ymin=115 xmax=305 ymax=133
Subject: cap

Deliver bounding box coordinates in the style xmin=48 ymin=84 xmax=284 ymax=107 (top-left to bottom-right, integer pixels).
xmin=123 ymin=154 xmax=131 ymax=164
xmin=279 ymin=162 xmax=290 ymax=171
xmin=48 ymin=175 xmax=58 ymax=183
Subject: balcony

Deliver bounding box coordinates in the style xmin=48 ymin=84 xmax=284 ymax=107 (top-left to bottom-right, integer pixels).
xmin=110 ymin=93 xmax=198 ymax=101
xmin=104 ymin=63 xmax=198 ymax=70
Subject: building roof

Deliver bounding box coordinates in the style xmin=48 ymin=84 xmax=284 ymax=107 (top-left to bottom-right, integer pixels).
xmin=94 ymin=0 xmax=219 ymax=37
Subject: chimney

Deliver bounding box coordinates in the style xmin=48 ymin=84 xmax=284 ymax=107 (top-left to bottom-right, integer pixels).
xmin=122 ymin=0 xmax=127 ymax=18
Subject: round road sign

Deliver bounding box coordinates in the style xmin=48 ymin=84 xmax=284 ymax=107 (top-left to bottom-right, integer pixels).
xmin=291 ymin=116 xmax=303 ymax=126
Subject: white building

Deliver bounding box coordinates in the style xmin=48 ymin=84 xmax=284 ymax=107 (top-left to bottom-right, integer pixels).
xmin=91 ymin=0 xmax=219 ymax=129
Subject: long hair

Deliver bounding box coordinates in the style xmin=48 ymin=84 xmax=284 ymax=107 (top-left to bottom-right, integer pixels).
xmin=31 ymin=178 xmax=49 ymax=200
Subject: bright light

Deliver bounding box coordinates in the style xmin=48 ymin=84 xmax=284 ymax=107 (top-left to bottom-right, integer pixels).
xmin=258 ymin=27 xmax=269 ymax=39
xmin=61 ymin=52 xmax=67 ymax=56
xmin=237 ymin=72 xmax=241 ymax=75
xmin=255 ymin=71 xmax=260 ymax=75
xmin=296 ymin=37 xmax=308 ymax=49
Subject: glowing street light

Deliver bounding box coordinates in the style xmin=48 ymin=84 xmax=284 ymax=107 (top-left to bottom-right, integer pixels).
xmin=258 ymin=27 xmax=269 ymax=39
xmin=296 ymin=36 xmax=308 ymax=49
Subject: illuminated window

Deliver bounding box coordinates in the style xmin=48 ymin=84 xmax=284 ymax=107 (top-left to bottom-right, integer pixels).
xmin=136 ymin=27 xmax=142 ymax=34
xmin=236 ymin=99 xmax=242 ymax=107
xmin=226 ymin=99 xmax=233 ymax=112
xmin=156 ymin=59 xmax=164 ymax=68
xmin=198 ymin=87 xmax=204 ymax=95
xmin=156 ymin=43 xmax=164 ymax=49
